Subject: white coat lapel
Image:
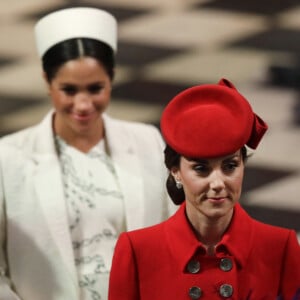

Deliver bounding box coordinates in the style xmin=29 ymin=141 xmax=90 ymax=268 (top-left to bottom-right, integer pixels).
xmin=34 ymin=155 xmax=77 ymax=284
xmin=103 ymin=115 xmax=145 ymax=230
xmin=33 ymin=112 xmax=78 ymax=287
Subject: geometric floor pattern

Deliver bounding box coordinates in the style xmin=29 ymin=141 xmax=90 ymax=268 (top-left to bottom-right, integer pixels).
xmin=1 ymin=0 xmax=299 ymax=238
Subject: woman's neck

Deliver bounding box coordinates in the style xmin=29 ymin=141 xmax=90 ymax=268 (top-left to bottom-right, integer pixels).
xmin=66 ymin=135 xmax=104 ymax=152
xmin=187 ymin=208 xmax=233 ymax=255
xmin=53 ymin=114 xmax=104 ymax=153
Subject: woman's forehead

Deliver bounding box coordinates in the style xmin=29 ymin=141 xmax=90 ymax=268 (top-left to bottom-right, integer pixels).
xmin=182 ymin=150 xmax=241 ymax=163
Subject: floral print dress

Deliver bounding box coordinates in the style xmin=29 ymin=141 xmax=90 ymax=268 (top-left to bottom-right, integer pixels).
xmin=56 ymin=136 xmax=126 ymax=300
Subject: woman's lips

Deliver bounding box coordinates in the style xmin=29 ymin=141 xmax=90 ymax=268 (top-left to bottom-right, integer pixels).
xmin=72 ymin=112 xmax=94 ymax=122
xmin=207 ymin=197 xmax=227 ymax=204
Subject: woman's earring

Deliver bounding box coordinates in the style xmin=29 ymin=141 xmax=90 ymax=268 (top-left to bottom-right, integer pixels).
xmin=175 ymin=179 xmax=183 ymax=189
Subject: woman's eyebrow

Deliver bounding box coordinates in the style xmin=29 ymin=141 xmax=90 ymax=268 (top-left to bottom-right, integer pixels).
xmin=185 ymin=157 xmax=208 ymax=163
xmin=223 ymin=154 xmax=240 ymax=162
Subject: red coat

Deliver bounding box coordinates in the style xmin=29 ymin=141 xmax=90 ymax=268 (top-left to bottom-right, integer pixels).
xmin=109 ymin=203 xmax=300 ymax=300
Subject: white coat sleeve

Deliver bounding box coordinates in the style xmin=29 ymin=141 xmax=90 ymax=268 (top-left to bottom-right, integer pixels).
xmin=0 ymin=150 xmax=22 ymax=300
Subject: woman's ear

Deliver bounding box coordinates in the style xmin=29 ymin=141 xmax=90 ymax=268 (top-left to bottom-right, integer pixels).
xmin=170 ymin=167 xmax=179 ymax=180
xmin=170 ymin=167 xmax=183 ymax=190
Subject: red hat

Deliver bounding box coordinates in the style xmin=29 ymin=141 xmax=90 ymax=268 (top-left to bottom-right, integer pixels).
xmin=161 ymin=78 xmax=268 ymax=158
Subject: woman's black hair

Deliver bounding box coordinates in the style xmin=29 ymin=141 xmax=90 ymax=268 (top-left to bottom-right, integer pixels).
xmin=42 ymin=38 xmax=115 ymax=82
xmin=164 ymin=144 xmax=248 ymax=205
xmin=164 ymin=145 xmax=185 ymax=205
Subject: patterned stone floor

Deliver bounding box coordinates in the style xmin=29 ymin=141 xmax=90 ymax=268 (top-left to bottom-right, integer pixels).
xmin=1 ymin=0 xmax=299 ymax=238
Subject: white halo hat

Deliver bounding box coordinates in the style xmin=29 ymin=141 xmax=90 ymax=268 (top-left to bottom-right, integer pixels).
xmin=34 ymin=7 xmax=117 ymax=58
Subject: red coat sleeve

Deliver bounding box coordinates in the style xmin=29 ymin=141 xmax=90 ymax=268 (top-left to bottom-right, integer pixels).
xmin=280 ymin=230 xmax=300 ymax=299
xmin=109 ymin=232 xmax=140 ymax=300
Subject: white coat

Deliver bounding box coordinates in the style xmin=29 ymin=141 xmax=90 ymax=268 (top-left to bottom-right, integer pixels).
xmin=0 ymin=112 xmax=175 ymax=300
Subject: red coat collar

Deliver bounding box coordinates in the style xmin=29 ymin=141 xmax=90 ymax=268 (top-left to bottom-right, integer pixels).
xmin=165 ymin=202 xmax=254 ymax=272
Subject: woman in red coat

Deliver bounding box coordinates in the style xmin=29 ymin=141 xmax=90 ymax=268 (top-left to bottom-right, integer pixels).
xmin=109 ymin=79 xmax=300 ymax=300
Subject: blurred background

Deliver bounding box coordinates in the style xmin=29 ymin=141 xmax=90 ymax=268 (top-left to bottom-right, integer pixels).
xmin=0 ymin=0 xmax=299 ymax=238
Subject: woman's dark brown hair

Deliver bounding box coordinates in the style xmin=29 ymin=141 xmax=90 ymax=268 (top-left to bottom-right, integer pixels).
xmin=42 ymin=38 xmax=115 ymax=82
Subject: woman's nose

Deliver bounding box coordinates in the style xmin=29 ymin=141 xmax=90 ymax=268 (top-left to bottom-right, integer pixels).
xmin=209 ymin=170 xmax=225 ymax=191
xmin=74 ymin=93 xmax=92 ymax=111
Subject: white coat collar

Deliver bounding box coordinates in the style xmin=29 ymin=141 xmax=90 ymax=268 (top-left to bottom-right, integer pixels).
xmin=31 ymin=111 xmax=78 ymax=293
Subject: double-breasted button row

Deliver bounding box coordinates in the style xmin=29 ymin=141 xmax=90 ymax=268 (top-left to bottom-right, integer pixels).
xmin=187 ymin=257 xmax=233 ymax=274
xmin=188 ymin=284 xmax=233 ymax=299
xmin=186 ymin=258 xmax=234 ymax=298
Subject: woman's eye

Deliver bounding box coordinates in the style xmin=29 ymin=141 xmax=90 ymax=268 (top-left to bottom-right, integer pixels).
xmin=193 ymin=164 xmax=209 ymax=174
xmin=62 ymin=86 xmax=77 ymax=95
xmin=88 ymin=85 xmax=102 ymax=94
xmin=223 ymin=162 xmax=238 ymax=172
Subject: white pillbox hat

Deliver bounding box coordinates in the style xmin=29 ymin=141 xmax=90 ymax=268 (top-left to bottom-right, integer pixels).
xmin=34 ymin=7 xmax=117 ymax=58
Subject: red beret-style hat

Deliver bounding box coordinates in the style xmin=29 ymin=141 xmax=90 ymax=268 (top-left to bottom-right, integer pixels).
xmin=161 ymin=78 xmax=268 ymax=158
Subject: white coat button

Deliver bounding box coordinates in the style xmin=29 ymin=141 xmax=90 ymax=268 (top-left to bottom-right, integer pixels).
xmin=219 ymin=284 xmax=233 ymax=297
xmin=187 ymin=260 xmax=200 ymax=274
xmin=189 ymin=286 xmax=202 ymax=299
xmin=220 ymin=258 xmax=233 ymax=272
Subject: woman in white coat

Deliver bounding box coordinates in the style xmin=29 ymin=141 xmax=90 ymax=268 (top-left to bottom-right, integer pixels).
xmin=0 ymin=7 xmax=174 ymax=300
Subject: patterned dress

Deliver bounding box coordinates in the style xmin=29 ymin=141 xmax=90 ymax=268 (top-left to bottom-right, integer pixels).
xmin=56 ymin=136 xmax=126 ymax=300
